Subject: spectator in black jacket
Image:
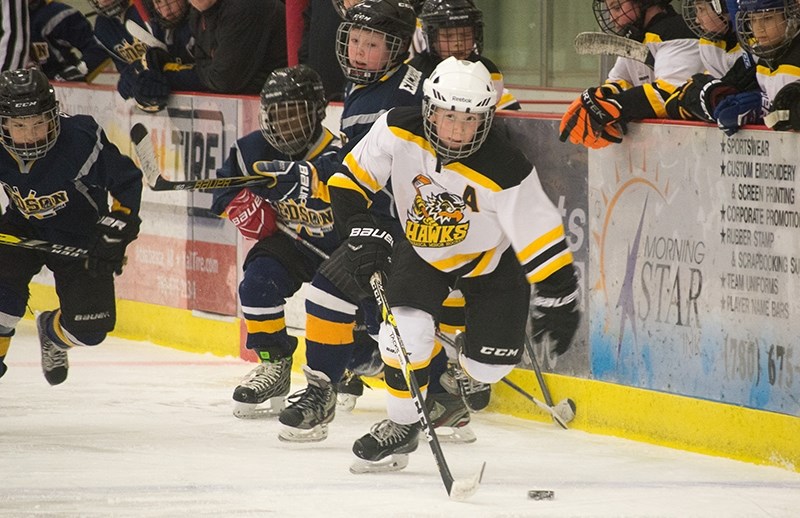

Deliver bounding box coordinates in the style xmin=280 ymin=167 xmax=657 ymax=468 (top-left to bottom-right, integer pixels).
xmin=131 ymin=0 xmax=288 ymax=111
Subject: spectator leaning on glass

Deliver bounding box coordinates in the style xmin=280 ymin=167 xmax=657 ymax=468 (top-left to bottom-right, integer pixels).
xmin=129 ymin=0 xmax=288 ymax=112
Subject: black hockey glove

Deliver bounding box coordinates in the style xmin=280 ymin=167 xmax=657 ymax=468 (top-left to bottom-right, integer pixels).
xmin=133 ymin=68 xmax=170 ymax=113
xmin=251 ymin=160 xmax=315 ymax=202
xmin=86 ymin=211 xmax=141 ymax=276
xmin=765 ymin=81 xmax=800 ymax=131
xmin=343 ymin=215 xmax=394 ymax=292
xmin=531 ymin=273 xmax=581 ymax=356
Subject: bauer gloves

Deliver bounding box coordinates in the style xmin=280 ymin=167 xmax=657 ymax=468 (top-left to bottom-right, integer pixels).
xmin=559 ymin=87 xmax=627 ymax=149
xmin=343 ymin=214 xmax=393 ymax=293
xmin=224 ymin=189 xmax=278 ymax=241
xmin=252 ymin=160 xmax=316 ymax=202
xmin=86 ymin=211 xmax=141 ymax=276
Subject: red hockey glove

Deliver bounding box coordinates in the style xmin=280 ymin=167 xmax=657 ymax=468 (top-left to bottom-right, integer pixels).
xmin=225 ymin=189 xmax=278 ymax=241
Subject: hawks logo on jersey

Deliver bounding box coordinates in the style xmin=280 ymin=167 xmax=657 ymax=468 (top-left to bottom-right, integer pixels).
xmin=6 ymin=186 xmax=68 ymax=220
xmin=405 ymin=175 xmax=469 ymax=248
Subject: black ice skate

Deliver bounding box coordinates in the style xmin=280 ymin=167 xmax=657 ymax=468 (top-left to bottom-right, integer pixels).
xmin=37 ymin=311 xmax=69 ymax=386
xmin=441 ymin=333 xmax=491 ymax=412
xmin=277 ymin=366 xmax=335 ymax=442
xmin=336 ymin=369 xmax=365 ymax=412
xmin=426 ymin=391 xmax=476 ymax=444
xmin=350 ymin=419 xmax=420 ymax=474
xmin=232 ymin=355 xmax=293 ymax=419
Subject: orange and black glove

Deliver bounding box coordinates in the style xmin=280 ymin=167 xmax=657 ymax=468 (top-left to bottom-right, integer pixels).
xmin=559 ymin=87 xmax=627 ymax=149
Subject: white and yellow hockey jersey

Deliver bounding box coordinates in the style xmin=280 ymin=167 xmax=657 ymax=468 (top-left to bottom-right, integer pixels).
xmin=328 ymin=106 xmax=573 ymax=284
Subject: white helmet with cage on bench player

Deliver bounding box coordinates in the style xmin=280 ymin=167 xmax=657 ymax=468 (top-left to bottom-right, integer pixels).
xmin=422 ymin=57 xmax=496 ymax=162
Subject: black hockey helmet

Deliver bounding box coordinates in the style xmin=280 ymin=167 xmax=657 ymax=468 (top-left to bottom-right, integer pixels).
xmin=335 ymin=0 xmax=417 ymax=84
xmin=87 ymin=0 xmax=129 ymax=18
xmin=143 ymin=0 xmax=190 ymax=29
xmin=419 ymin=0 xmax=484 ymax=59
xmin=259 ymin=65 xmax=328 ymax=158
xmin=682 ymin=0 xmax=730 ymax=40
xmin=332 ymin=0 xmax=423 ymax=18
xmin=592 ymin=0 xmax=672 ymax=39
xmin=0 ymin=69 xmax=60 ymax=161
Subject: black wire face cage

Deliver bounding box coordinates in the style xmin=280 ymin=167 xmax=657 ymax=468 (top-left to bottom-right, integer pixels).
xmin=682 ymin=0 xmax=729 ymax=40
xmin=423 ymin=20 xmax=484 ymax=60
xmin=592 ymin=0 xmax=655 ymax=38
xmin=335 ymin=22 xmax=408 ymax=84
xmin=736 ymin=2 xmax=800 ymax=61
xmin=145 ymin=0 xmax=190 ymax=29
xmin=88 ymin=0 xmax=129 ymax=18
xmin=422 ymin=98 xmax=494 ymax=162
xmin=0 ymin=106 xmax=61 ymax=161
xmin=259 ymin=101 xmax=318 ymax=158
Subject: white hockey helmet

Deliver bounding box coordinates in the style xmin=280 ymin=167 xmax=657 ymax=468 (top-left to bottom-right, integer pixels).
xmin=422 ymin=57 xmax=496 ymax=161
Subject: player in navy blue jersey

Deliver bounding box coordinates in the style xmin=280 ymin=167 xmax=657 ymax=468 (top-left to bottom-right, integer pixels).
xmin=209 ymin=65 xmax=379 ymax=419
xmin=409 ymin=0 xmax=521 ymax=111
xmin=29 ymin=0 xmax=110 ymax=82
xmin=0 ymin=69 xmax=142 ymax=383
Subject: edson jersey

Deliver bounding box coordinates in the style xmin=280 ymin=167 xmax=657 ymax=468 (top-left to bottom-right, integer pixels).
xmin=94 ymin=6 xmax=149 ymax=71
xmin=330 ymin=107 xmax=573 ymax=283
xmin=211 ymin=127 xmax=343 ymax=256
xmin=0 ymin=114 xmax=142 ymax=248
xmin=340 ymin=62 xmax=424 ymax=153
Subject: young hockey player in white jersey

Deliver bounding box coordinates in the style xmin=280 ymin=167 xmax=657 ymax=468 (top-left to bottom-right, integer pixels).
xmin=327 ymin=57 xmax=581 ymax=471
xmin=560 ymin=0 xmax=704 ymax=149
xmin=665 ymin=0 xmax=759 ymax=129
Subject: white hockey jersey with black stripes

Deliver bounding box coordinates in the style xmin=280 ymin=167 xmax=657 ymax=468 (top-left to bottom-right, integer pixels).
xmin=328 ymin=106 xmax=573 ymax=284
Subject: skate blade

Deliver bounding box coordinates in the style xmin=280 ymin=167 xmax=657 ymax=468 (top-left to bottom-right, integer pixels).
xmin=448 ymin=461 xmax=486 ymax=502
xmin=435 ymin=425 xmax=477 ymax=444
xmin=278 ymin=423 xmax=329 ymax=443
xmin=349 ymin=453 xmax=409 ymax=474
xmin=232 ymin=397 xmax=285 ymax=419
xmin=336 ymin=394 xmax=358 ymax=413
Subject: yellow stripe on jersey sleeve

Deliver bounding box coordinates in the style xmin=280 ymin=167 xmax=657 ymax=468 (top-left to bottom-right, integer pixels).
xmin=643 ymin=83 xmax=668 ymax=118
xmin=343 ymin=153 xmax=382 ymax=193
xmin=327 ymin=173 xmax=371 ymax=205
xmin=517 ymin=226 xmax=565 ymax=264
xmin=643 ymin=33 xmax=663 ymax=44
xmin=527 ymin=251 xmax=574 ymax=284
xmin=447 ymin=162 xmax=502 ymax=192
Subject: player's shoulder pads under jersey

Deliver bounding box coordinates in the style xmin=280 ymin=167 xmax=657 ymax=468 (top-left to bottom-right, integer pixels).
xmin=458 ymin=127 xmax=531 ymax=190
xmin=645 ymin=10 xmax=698 ymax=43
xmin=385 ymin=105 xmax=426 ymax=141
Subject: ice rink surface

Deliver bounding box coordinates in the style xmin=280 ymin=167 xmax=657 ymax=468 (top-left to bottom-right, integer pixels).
xmin=2 ymin=319 xmax=799 ymax=517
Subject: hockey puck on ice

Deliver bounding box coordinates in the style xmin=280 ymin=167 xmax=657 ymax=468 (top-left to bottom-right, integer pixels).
xmin=528 ymin=490 xmax=554 ymax=500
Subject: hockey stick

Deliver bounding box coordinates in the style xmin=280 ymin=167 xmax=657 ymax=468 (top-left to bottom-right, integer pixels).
xmin=433 ymin=328 xmax=573 ymax=428
xmin=370 ymin=272 xmax=484 ymax=501
xmin=0 ymin=232 xmax=89 ymax=259
xmin=574 ymin=31 xmax=649 ymax=64
xmin=523 ymin=330 xmax=576 ymax=429
xmin=129 ymin=123 xmax=281 ymax=191
xmin=125 ymin=20 xmax=168 ymax=51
